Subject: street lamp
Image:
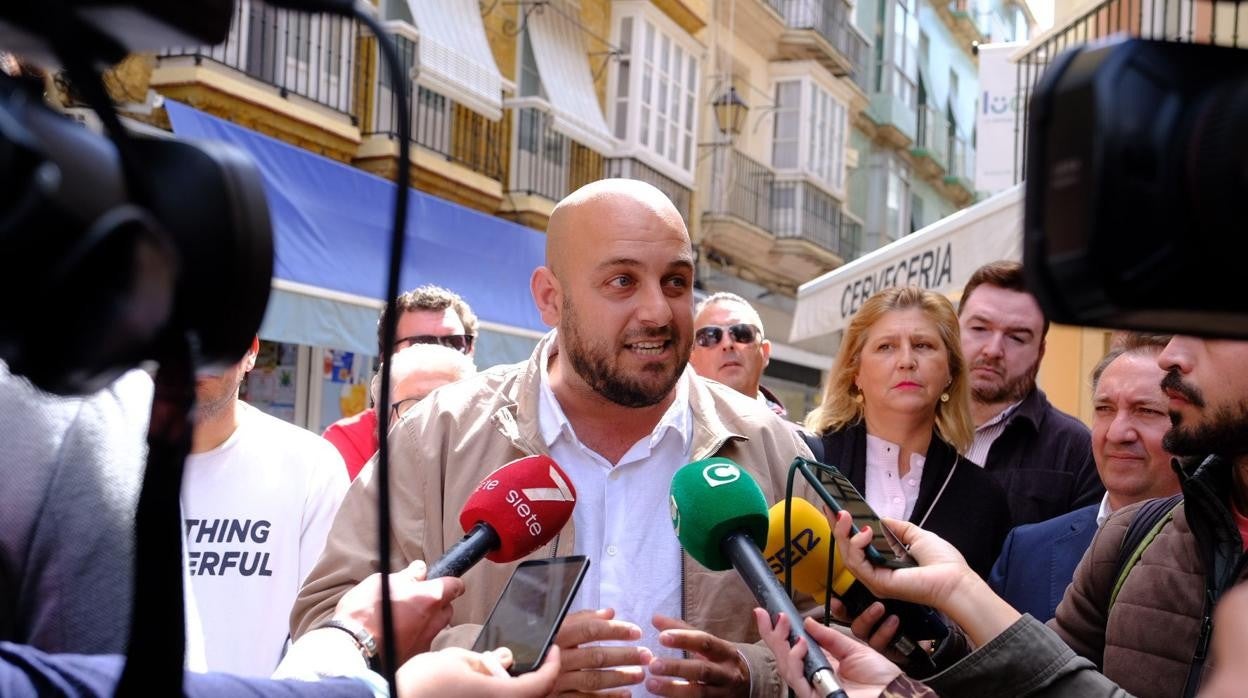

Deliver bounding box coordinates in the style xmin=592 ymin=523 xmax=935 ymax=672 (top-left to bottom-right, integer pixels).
xmin=712 ymin=86 xmax=748 ymax=138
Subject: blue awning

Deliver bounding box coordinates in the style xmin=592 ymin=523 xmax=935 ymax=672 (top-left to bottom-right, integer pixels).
xmin=165 ymin=101 xmax=548 ymax=354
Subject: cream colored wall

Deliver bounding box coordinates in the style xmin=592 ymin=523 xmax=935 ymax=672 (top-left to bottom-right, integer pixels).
xmin=1036 ymin=325 xmax=1112 ymax=426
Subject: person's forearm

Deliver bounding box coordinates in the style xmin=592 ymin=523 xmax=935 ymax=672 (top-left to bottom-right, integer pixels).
xmin=940 ymin=574 xmax=1021 ymax=648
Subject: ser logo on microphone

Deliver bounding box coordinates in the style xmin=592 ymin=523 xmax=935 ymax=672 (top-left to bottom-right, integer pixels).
xmin=765 ymin=528 xmax=822 ymax=576
xmin=702 ymin=462 xmax=741 ymax=488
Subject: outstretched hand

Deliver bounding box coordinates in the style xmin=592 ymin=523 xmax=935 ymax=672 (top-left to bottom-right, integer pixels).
xmin=333 ymin=559 xmax=464 ymax=662
xmin=645 ymin=614 xmax=749 ymax=696
xmin=398 ymin=645 xmax=560 ymax=698
xmin=831 ymin=512 xmax=1020 ymax=646
xmin=753 ymin=609 xmax=901 ymax=698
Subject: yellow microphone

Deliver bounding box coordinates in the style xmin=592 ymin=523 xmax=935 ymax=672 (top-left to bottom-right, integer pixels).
xmin=763 ymin=498 xmax=856 ymax=601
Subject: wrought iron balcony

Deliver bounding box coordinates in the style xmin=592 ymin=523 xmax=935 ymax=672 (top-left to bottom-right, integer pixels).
xmin=772 ymin=179 xmax=851 ymax=259
xmin=772 ymin=0 xmax=866 ymax=77
xmin=699 ymin=144 xmax=775 ymax=232
xmin=367 ymin=31 xmax=504 ymax=181
xmin=160 ymin=0 xmax=357 ymax=117
xmin=913 ymin=105 xmax=950 ymax=171
xmin=945 ymin=134 xmax=975 ymax=189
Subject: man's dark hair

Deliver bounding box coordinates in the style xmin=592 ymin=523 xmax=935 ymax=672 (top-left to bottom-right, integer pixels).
xmin=376 ymin=285 xmax=479 ymax=356
xmin=1090 ymin=332 xmax=1172 ymax=391
xmin=958 ymin=260 xmax=1050 ymax=336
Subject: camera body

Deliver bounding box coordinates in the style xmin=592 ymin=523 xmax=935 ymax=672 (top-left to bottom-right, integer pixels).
xmin=1025 ymin=38 xmax=1248 ymax=337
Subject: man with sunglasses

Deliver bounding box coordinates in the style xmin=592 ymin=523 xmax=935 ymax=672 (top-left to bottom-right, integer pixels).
xmin=690 ymin=292 xmax=787 ymax=418
xmin=323 ymin=286 xmax=478 ymax=480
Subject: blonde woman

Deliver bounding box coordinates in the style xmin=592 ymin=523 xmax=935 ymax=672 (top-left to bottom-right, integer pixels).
xmin=803 ymin=286 xmax=1011 ymax=577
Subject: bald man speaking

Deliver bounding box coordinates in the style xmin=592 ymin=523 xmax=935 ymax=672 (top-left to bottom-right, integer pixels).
xmin=292 ymin=180 xmax=814 ymax=696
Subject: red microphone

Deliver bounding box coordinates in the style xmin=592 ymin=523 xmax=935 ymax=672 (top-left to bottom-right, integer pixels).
xmin=426 ymin=455 xmax=576 ymax=578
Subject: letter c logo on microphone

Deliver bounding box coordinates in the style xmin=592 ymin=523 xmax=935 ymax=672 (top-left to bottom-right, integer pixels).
xmin=702 ymin=463 xmax=741 ymax=488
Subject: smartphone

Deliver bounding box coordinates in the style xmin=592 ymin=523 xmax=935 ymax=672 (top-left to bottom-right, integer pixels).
xmin=471 ymin=555 xmax=589 ymax=675
xmin=816 ymin=464 xmax=916 ymax=569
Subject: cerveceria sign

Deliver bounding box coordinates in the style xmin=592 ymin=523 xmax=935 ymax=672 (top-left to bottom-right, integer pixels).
xmin=791 ymin=185 xmax=1024 ymax=342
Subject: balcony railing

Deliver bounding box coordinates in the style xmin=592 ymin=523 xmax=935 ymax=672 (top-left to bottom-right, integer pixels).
xmin=913 ymin=105 xmax=950 ymax=169
xmin=511 ymin=107 xmax=571 ymax=202
xmin=774 ymin=0 xmax=868 ymax=79
xmin=1011 ymin=0 xmax=1224 ymax=182
xmin=605 ymin=157 xmax=693 ymax=224
xmin=840 ymin=216 xmax=862 ymax=261
xmin=945 ymin=135 xmax=975 ymax=186
xmin=773 ymin=179 xmax=850 ymax=258
xmin=700 ymin=145 xmax=775 ymax=232
xmin=160 ymin=0 xmax=356 ymax=117
xmin=845 ymin=25 xmax=872 ymax=92
xmin=368 ymin=31 xmax=504 ymax=181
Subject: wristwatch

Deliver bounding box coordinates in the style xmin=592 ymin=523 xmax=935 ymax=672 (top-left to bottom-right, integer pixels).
xmin=316 ymin=618 xmax=379 ymax=668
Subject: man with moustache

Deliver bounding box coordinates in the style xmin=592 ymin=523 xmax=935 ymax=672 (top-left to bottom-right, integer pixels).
xmin=958 ymin=261 xmax=1103 ymax=525
xmin=1044 ymin=334 xmax=1248 ymax=698
xmin=292 ymin=179 xmax=814 ymax=697
xmin=183 ymin=337 xmax=349 ymax=677
xmin=989 ymin=334 xmax=1181 ymax=621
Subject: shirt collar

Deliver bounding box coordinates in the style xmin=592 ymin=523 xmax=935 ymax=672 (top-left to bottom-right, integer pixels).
xmin=537 ymin=329 xmax=692 ymax=452
xmin=1096 ymin=492 xmax=1114 ymax=528
xmin=976 ymin=399 xmax=1024 ymax=432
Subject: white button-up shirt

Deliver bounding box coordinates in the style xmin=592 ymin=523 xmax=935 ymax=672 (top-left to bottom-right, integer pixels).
xmin=537 ymin=339 xmax=693 ymax=685
xmin=864 ymin=434 xmax=926 ymax=522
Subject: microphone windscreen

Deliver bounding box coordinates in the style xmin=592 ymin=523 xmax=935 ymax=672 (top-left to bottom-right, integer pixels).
xmin=459 ymin=455 xmax=576 ymax=563
xmin=669 ymin=458 xmax=768 ymax=571
xmin=764 ymin=498 xmax=855 ymax=597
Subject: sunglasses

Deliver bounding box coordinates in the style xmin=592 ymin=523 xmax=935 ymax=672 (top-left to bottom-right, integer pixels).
xmin=394 ymin=334 xmax=474 ymax=354
xmin=695 ymin=323 xmax=761 ymax=348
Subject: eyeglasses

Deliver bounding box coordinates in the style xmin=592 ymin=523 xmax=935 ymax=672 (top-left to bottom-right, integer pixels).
xmin=694 ymin=323 xmax=761 ymax=348
xmin=394 ymin=334 xmax=474 ymax=355
xmin=390 ymin=397 xmax=423 ymax=420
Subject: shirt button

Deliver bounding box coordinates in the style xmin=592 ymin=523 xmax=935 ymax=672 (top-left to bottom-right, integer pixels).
xmin=892 ymin=497 xmax=902 ymax=504
xmin=907 ymin=480 xmax=917 ymax=486
xmin=607 ymin=545 xmax=618 ymax=556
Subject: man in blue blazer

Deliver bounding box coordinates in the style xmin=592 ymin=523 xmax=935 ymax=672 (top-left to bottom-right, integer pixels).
xmin=988 ymin=337 xmax=1182 ymax=621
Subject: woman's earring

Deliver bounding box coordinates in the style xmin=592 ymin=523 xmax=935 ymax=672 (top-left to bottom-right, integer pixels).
xmin=853 ymin=388 xmax=864 ymax=404
xmin=940 ymin=392 xmax=950 ymax=403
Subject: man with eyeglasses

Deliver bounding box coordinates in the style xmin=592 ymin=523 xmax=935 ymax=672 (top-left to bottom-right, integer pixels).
xmin=689 ymin=292 xmax=787 ymax=418
xmin=379 ymin=343 xmax=476 ymax=427
xmin=323 ymin=286 xmax=478 ymax=480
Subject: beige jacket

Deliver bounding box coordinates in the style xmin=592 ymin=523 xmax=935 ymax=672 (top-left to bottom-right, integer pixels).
xmin=292 ymin=333 xmax=815 ymax=697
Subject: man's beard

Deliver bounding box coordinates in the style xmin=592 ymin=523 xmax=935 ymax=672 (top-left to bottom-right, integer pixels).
xmin=561 ymin=296 xmax=688 ymax=408
xmin=971 ymin=359 xmax=1037 ymax=405
xmin=1161 ymin=369 xmax=1248 ymax=457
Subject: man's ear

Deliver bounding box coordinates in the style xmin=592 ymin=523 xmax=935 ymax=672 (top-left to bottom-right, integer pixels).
xmin=760 ymin=338 xmax=772 ymax=368
xmin=1038 ymin=338 xmax=1046 ymax=363
xmin=531 ymin=266 xmax=562 ymax=328
xmin=243 ymin=336 xmax=260 ymax=372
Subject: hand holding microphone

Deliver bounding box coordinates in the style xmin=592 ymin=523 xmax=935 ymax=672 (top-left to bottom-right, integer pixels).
xmin=763 ymin=498 xmax=946 ymax=674
xmin=669 ymin=458 xmax=848 ymax=698
xmin=426 ymin=455 xmax=577 ymax=579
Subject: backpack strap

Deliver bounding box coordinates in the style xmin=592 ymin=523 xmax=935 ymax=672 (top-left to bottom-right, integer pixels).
xmin=1108 ymin=493 xmax=1184 ymax=610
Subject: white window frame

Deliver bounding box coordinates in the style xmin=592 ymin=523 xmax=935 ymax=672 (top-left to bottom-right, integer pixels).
xmin=769 ymin=74 xmax=850 ymax=199
xmin=607 ymin=1 xmax=701 ymax=185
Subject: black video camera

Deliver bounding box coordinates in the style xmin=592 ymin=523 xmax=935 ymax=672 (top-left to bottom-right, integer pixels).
xmin=1025 ymin=37 xmax=1248 ymax=338
xmin=0 ymin=0 xmax=273 ymax=394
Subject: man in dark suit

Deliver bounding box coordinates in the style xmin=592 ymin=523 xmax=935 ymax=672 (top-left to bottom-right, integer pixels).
xmin=989 ymin=335 xmax=1181 ymax=620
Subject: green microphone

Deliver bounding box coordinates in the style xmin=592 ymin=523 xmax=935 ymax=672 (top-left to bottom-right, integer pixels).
xmin=670 ymin=458 xmax=848 ymax=698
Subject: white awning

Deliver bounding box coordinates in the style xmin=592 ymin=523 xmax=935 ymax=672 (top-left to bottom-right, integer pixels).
xmin=406 ymin=0 xmax=504 ymax=120
xmin=790 ymin=184 xmax=1024 ymax=341
xmin=526 ymin=1 xmax=616 ymax=153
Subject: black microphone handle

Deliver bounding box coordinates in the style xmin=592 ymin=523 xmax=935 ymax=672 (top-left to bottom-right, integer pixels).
xmin=722 ymin=532 xmax=848 ymax=698
xmin=425 ymin=522 xmax=501 ymax=579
